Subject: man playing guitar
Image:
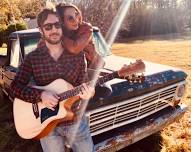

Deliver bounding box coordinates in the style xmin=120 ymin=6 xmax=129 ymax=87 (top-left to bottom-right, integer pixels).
xmin=11 ymin=8 xmax=95 ymax=152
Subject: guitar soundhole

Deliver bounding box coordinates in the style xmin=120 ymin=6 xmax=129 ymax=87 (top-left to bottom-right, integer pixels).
xmin=40 ymin=105 xmax=59 ymax=123
xmin=71 ymin=100 xmax=81 ymax=112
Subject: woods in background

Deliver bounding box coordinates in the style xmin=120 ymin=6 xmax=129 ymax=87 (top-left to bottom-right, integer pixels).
xmin=77 ymin=0 xmax=191 ymax=38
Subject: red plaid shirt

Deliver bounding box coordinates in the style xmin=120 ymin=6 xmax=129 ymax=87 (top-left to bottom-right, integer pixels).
xmin=10 ymin=46 xmax=88 ymax=103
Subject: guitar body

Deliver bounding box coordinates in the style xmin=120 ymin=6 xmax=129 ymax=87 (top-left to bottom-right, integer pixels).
xmin=13 ymin=79 xmax=79 ymax=140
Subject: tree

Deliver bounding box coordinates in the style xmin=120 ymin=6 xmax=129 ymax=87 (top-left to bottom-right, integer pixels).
xmin=17 ymin=0 xmax=45 ymax=19
xmin=3 ymin=22 xmax=27 ymax=44
xmin=77 ymin=0 xmax=121 ymax=36
xmin=182 ymin=0 xmax=191 ymax=28
xmin=0 ymin=0 xmax=22 ymax=25
xmin=120 ymin=0 xmax=184 ymax=38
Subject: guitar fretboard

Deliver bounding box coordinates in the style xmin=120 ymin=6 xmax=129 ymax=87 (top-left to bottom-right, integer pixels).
xmin=58 ymin=71 xmax=119 ymax=101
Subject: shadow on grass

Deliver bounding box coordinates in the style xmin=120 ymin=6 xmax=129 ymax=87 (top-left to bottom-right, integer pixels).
xmin=119 ymin=133 xmax=163 ymax=152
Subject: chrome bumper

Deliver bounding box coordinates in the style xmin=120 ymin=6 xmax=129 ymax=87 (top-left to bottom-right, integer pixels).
xmin=94 ymin=104 xmax=188 ymax=152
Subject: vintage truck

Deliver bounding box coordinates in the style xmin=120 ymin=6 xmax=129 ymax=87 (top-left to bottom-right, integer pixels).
xmin=0 ymin=28 xmax=188 ymax=151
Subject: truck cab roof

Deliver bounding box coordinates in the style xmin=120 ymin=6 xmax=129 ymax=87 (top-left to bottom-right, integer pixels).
xmin=9 ymin=28 xmax=41 ymax=39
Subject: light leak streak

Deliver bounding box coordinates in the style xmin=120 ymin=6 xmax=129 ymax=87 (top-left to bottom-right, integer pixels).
xmin=61 ymin=0 xmax=135 ymax=148
xmin=106 ymin=0 xmax=133 ymax=48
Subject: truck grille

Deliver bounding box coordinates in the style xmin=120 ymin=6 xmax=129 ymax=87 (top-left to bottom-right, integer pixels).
xmin=87 ymin=84 xmax=179 ymax=136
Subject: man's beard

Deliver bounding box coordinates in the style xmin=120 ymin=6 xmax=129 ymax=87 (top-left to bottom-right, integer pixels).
xmin=43 ymin=33 xmax=62 ymax=45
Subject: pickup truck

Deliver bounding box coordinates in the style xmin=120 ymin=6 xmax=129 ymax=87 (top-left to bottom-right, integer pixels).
xmin=0 ymin=28 xmax=188 ymax=151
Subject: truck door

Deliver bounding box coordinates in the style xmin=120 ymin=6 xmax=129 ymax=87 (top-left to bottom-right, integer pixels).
xmin=2 ymin=39 xmax=22 ymax=94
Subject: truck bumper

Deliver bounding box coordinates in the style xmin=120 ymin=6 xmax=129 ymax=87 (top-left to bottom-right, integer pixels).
xmin=93 ymin=104 xmax=188 ymax=152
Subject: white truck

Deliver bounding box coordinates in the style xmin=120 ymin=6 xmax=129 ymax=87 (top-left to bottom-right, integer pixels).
xmin=0 ymin=27 xmax=188 ymax=151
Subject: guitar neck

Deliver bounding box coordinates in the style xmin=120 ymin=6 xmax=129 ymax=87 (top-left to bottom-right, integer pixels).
xmin=58 ymin=71 xmax=119 ymax=101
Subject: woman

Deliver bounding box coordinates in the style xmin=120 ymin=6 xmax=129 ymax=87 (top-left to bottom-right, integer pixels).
xmin=56 ymin=3 xmax=112 ymax=98
xmin=56 ymin=3 xmax=104 ymax=70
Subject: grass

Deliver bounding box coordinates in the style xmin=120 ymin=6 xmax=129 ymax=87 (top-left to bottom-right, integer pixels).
xmin=112 ymin=34 xmax=191 ymax=152
xmin=0 ymin=46 xmax=7 ymax=55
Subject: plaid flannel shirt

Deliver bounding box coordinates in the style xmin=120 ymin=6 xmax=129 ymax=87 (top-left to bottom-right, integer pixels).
xmin=10 ymin=46 xmax=88 ymax=103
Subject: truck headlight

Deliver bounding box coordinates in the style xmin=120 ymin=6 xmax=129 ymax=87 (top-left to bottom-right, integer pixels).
xmin=173 ymin=84 xmax=186 ymax=106
xmin=175 ymin=84 xmax=186 ymax=99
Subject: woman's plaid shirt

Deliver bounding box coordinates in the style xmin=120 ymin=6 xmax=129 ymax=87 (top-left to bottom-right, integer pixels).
xmin=10 ymin=46 xmax=88 ymax=103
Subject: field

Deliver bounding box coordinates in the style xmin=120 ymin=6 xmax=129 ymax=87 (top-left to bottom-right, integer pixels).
xmin=112 ymin=35 xmax=191 ymax=152
xmin=0 ymin=35 xmax=191 ymax=151
xmin=0 ymin=47 xmax=6 ymax=55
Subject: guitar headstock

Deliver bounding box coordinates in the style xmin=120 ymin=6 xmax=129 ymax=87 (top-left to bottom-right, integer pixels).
xmin=118 ymin=59 xmax=145 ymax=83
xmin=125 ymin=74 xmax=145 ymax=83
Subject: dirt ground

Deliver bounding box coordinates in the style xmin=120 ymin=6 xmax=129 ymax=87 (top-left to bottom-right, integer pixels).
xmin=112 ymin=36 xmax=191 ymax=152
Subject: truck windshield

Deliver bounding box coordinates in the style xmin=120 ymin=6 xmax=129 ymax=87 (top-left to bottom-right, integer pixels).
xmin=23 ymin=38 xmax=40 ymax=55
xmin=21 ymin=31 xmax=111 ymax=57
xmin=93 ymin=31 xmax=111 ymax=57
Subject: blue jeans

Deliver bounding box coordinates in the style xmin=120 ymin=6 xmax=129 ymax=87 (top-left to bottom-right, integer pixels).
xmin=40 ymin=116 xmax=94 ymax=152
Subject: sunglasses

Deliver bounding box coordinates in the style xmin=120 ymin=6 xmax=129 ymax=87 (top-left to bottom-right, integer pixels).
xmin=66 ymin=12 xmax=80 ymax=23
xmin=43 ymin=22 xmax=62 ymax=31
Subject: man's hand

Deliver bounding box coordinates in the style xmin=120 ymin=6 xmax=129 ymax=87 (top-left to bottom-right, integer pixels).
xmin=79 ymin=83 xmax=95 ymax=100
xmin=41 ymin=91 xmax=60 ymax=111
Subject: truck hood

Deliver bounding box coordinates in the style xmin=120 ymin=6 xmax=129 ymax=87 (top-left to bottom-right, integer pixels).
xmin=102 ymin=55 xmax=187 ymax=84
xmin=87 ymin=55 xmax=187 ymax=110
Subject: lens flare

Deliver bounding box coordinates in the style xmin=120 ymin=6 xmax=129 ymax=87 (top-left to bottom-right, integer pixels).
xmin=106 ymin=0 xmax=133 ymax=47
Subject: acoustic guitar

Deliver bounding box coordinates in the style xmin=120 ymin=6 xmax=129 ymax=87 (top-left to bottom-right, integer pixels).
xmin=13 ymin=60 xmax=145 ymax=139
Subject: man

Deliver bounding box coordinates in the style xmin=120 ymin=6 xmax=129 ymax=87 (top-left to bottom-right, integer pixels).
xmin=10 ymin=8 xmax=95 ymax=152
